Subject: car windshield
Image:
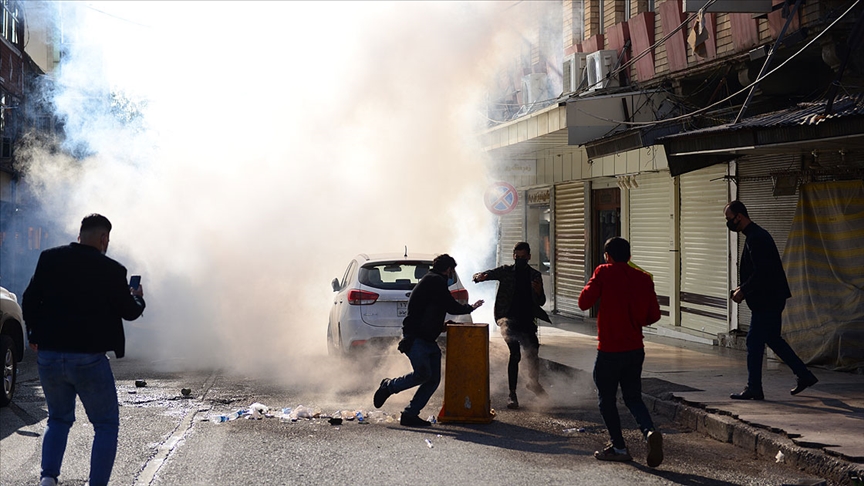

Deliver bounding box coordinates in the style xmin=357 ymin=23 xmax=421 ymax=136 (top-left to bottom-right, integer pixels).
xmin=358 ymin=261 xmax=432 ymax=290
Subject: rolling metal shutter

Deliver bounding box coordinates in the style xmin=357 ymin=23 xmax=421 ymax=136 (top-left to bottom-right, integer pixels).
xmin=736 ymin=154 xmax=800 ymax=331
xmin=629 ymin=172 xmax=674 ymax=326
xmin=497 ymin=197 xmax=525 ymax=266
xmin=679 ymin=164 xmax=729 ymax=338
xmin=554 ymin=181 xmax=586 ymax=316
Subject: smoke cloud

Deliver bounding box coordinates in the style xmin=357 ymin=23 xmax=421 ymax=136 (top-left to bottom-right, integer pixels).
xmin=18 ymin=2 xmax=557 ymax=379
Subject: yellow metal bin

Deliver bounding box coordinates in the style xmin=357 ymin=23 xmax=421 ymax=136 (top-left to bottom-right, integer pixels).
xmin=437 ymin=323 xmax=494 ymax=423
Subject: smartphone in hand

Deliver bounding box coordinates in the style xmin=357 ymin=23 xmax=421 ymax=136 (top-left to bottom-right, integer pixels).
xmin=129 ymin=275 xmax=141 ymax=290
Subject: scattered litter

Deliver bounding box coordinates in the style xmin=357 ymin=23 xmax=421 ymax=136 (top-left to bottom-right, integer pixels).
xmin=295 ymin=405 xmax=315 ymax=419
xmin=248 ymin=403 xmax=269 ymax=419
xmin=181 ymin=388 xmax=192 ymax=397
xmin=425 ymin=439 xmax=433 ymax=448
xmin=134 ymin=380 xmax=147 ymax=388
xmin=127 ymin=390 xmax=137 ymax=395
xmin=436 ymin=434 xmax=442 ymax=438
xmin=563 ymin=427 xmax=585 ymax=433
xmin=210 ymin=410 xmax=244 ymax=424
xmin=775 ymin=451 xmax=786 ymax=463
xmin=340 ymin=410 xmax=357 ymax=420
xmin=207 ymin=403 xmax=385 ymax=426
xmin=427 ymin=415 xmax=437 ymax=424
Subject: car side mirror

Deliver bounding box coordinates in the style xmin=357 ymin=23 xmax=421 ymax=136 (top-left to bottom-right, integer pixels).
xmin=331 ymin=278 xmax=340 ymax=292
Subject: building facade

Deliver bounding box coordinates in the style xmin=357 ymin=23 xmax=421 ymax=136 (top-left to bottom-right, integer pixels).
xmin=482 ymin=0 xmax=864 ymax=369
xmin=0 ymin=0 xmax=56 ymax=296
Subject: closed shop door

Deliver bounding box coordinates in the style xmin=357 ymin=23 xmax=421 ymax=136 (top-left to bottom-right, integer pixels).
xmin=497 ymin=196 xmax=525 ymax=266
xmin=629 ymin=172 xmax=674 ymax=326
xmin=736 ymin=154 xmax=800 ymax=331
xmin=679 ymin=164 xmax=729 ymax=337
xmin=554 ymin=181 xmax=586 ymax=316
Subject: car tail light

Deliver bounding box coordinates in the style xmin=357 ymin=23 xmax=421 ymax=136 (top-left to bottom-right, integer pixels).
xmin=451 ymin=289 xmax=469 ymax=305
xmin=348 ymin=289 xmax=379 ymax=305
xmin=350 ymin=340 xmax=368 ymax=347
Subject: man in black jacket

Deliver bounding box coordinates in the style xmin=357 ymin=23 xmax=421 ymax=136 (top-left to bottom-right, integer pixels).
xmin=474 ymin=241 xmax=550 ymax=409
xmin=23 ymin=214 xmax=145 ymax=486
xmin=725 ymin=201 xmax=818 ymax=400
xmin=373 ymin=254 xmax=483 ymax=427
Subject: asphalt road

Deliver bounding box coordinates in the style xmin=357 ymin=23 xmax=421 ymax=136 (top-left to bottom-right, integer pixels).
xmin=1 ymin=349 xmax=830 ymax=486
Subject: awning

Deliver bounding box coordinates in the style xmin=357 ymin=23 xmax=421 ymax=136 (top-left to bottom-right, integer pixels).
xmin=480 ymin=89 xmax=670 ymax=159
xmin=660 ymin=94 xmax=864 ymax=176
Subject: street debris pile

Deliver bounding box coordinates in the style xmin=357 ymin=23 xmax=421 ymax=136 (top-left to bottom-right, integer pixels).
xmin=206 ymin=402 xmax=436 ymax=426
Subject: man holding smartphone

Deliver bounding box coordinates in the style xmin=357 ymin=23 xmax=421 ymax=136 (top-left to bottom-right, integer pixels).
xmin=474 ymin=241 xmax=550 ymax=410
xmin=23 ymin=214 xmax=146 ymax=486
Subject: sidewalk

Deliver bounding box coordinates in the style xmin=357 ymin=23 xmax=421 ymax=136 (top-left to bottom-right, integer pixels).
xmin=535 ymin=315 xmax=864 ymax=483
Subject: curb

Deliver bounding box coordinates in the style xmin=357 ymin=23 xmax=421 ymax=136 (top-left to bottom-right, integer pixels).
xmin=540 ymin=358 xmax=864 ymax=485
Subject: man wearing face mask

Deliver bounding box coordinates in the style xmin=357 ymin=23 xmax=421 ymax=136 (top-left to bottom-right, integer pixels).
xmin=724 ymin=201 xmax=818 ymax=400
xmin=373 ymin=254 xmax=483 ymax=427
xmin=473 ymin=242 xmax=550 ymax=410
xmin=23 ymin=214 xmax=145 ymax=486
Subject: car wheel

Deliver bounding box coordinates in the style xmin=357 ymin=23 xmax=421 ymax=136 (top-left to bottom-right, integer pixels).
xmin=0 ymin=335 xmax=16 ymax=407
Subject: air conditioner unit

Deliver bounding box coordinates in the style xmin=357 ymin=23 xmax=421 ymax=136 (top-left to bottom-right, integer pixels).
xmin=563 ymin=52 xmax=589 ymax=94
xmin=521 ymin=73 xmax=548 ymax=105
xmin=586 ymin=50 xmax=620 ymax=92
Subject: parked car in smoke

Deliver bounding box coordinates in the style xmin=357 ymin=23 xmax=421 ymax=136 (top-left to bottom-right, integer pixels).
xmin=0 ymin=286 xmax=25 ymax=407
xmin=328 ymin=253 xmax=473 ymax=356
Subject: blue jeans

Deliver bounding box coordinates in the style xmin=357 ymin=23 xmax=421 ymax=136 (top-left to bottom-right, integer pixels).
xmin=388 ymin=338 xmax=441 ymax=417
xmin=747 ymin=308 xmax=812 ymax=391
xmin=593 ymin=349 xmax=655 ymax=450
xmin=37 ymin=351 xmax=119 ymax=486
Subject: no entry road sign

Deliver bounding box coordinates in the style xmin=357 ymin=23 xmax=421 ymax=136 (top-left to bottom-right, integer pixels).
xmin=484 ymin=182 xmax=519 ymax=215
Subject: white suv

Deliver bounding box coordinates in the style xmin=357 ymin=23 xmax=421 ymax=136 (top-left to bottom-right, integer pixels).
xmin=0 ymin=286 xmax=25 ymax=407
xmin=327 ymin=253 xmax=473 ymax=356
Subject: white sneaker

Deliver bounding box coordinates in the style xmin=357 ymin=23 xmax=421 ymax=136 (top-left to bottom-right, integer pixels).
xmin=39 ymin=477 xmax=58 ymax=486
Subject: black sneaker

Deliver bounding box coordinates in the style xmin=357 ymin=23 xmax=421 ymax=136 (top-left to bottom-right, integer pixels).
xmin=594 ymin=445 xmax=632 ymax=462
xmin=646 ymin=430 xmax=663 ymax=467
xmin=400 ymin=414 xmax=431 ymax=427
xmin=506 ymin=391 xmax=519 ymax=409
xmin=730 ymin=387 xmax=764 ymax=400
xmin=373 ymin=378 xmax=392 ymax=408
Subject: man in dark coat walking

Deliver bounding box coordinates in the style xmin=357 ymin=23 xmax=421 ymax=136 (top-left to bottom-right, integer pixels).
xmin=725 ymin=200 xmax=818 ymax=400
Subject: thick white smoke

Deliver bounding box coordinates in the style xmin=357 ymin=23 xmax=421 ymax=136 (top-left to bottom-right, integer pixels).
xmin=19 ymin=1 xmax=557 ymax=377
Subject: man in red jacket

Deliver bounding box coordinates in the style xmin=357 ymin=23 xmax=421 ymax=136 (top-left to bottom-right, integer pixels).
xmin=578 ymin=237 xmax=663 ymax=467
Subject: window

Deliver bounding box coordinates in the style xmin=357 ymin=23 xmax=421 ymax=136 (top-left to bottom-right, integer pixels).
xmin=1 ymin=0 xmax=18 ymax=45
xmin=647 ymin=0 xmax=655 ymax=11
xmin=339 ymin=261 xmax=357 ymax=290
xmin=359 ymin=261 xmax=433 ymax=291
